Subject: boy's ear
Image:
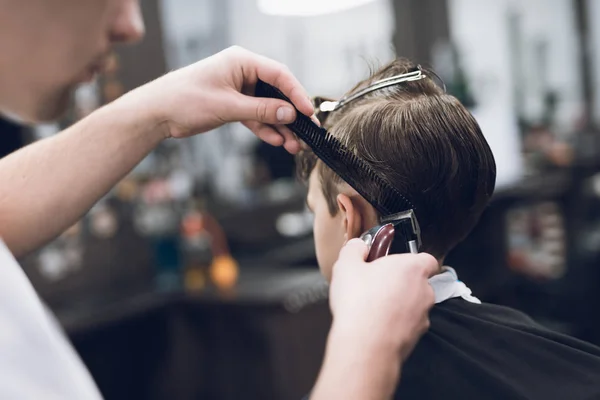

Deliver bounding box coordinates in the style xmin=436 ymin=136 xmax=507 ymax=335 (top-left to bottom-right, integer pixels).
xmin=336 ymin=193 xmax=364 ymax=241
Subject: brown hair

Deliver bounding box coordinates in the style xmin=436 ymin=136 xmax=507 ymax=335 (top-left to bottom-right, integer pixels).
xmin=297 ymin=59 xmax=496 ymax=258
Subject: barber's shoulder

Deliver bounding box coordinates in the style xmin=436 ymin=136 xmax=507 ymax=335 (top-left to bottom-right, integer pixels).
xmin=0 ymin=238 xmax=18 ymax=265
xmin=0 ymin=239 xmax=104 ymax=399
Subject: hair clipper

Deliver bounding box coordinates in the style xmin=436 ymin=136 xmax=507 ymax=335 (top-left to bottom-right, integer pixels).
xmin=360 ymin=210 xmax=421 ymax=262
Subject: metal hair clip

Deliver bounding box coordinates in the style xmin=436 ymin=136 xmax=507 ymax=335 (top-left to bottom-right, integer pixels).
xmin=360 ymin=209 xmax=422 ymax=261
xmin=319 ymin=67 xmax=427 ymax=113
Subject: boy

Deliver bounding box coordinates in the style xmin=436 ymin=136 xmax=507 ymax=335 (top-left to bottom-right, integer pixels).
xmin=300 ymin=59 xmax=600 ymax=399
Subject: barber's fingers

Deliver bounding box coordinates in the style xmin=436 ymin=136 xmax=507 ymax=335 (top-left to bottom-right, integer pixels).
xmin=311 ymin=114 xmax=321 ymax=126
xmin=371 ymin=252 xmax=439 ymax=276
xmin=416 ymin=253 xmax=441 ymax=278
xmin=232 ymin=92 xmax=319 ymax=131
xmin=242 ymin=121 xmax=301 ymax=154
xmin=275 ymin=125 xmax=300 ymax=154
xmin=242 ymin=121 xmax=284 ymax=147
xmin=337 ymin=238 xmax=369 ymax=265
xmin=233 ymin=95 xmax=298 ymax=125
xmin=231 ymin=47 xmax=314 ymax=118
xmin=330 ymin=239 xmax=368 ymax=282
xmin=334 ymin=240 xmax=438 ymax=273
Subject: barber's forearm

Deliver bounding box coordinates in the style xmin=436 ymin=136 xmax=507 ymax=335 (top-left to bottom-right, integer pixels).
xmin=311 ymin=323 xmax=402 ymax=400
xmin=0 ymin=95 xmax=165 ymax=257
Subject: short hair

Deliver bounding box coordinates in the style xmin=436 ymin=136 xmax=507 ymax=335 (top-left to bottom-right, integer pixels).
xmin=297 ymin=59 xmax=496 ymax=258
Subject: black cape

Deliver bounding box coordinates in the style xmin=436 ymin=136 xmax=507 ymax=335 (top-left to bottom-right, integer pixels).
xmin=395 ymin=299 xmax=600 ymax=399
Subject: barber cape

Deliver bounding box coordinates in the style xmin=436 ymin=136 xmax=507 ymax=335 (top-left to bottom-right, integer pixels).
xmin=394 ymin=267 xmax=600 ymax=399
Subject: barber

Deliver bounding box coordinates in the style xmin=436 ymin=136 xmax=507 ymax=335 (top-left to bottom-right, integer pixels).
xmin=0 ymin=1 xmax=436 ymax=399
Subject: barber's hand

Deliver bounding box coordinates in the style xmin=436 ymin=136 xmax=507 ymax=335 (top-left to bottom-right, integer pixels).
xmin=329 ymin=239 xmax=438 ymax=360
xmin=125 ymin=46 xmax=314 ymax=154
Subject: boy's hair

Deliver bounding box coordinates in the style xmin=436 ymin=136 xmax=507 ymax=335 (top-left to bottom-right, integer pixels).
xmin=298 ymin=59 xmax=496 ymax=258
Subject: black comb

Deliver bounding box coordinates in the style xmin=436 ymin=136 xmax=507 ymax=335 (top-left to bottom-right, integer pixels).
xmin=255 ymin=80 xmax=414 ymax=216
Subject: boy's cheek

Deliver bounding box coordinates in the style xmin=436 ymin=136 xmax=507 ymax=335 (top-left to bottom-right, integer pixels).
xmin=314 ymin=236 xmax=332 ymax=281
xmin=314 ymin=231 xmax=345 ymax=282
xmin=312 ymin=208 xmax=346 ymax=281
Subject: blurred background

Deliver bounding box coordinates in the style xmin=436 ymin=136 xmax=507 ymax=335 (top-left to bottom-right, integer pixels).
xmin=2 ymin=0 xmax=600 ymax=398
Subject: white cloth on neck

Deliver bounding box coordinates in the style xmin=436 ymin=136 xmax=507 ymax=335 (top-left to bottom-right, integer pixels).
xmin=428 ymin=266 xmax=481 ymax=305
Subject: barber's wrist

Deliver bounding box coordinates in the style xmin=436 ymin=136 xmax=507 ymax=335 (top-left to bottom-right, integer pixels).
xmin=329 ymin=319 xmax=404 ymax=358
xmin=330 ymin=311 xmax=411 ymax=357
xmin=315 ymin=321 xmax=402 ymax=399
xmin=109 ymin=85 xmax=170 ymax=143
xmin=327 ymin=320 xmax=404 ymax=381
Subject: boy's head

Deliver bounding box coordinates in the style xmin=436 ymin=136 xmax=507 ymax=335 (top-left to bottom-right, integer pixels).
xmin=299 ymin=59 xmax=496 ymax=281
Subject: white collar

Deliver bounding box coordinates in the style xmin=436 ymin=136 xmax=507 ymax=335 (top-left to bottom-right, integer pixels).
xmin=428 ymin=267 xmax=481 ymax=305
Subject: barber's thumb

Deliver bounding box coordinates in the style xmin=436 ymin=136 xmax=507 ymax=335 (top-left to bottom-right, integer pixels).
xmin=337 ymin=238 xmax=369 ymax=264
xmin=240 ymin=96 xmax=297 ymax=124
xmin=417 ymin=253 xmax=440 ymax=278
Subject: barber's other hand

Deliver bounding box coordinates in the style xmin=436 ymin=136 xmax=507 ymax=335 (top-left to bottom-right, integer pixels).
xmin=329 ymin=239 xmax=438 ymax=360
xmin=124 ymin=46 xmax=314 ymax=154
